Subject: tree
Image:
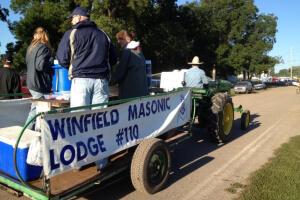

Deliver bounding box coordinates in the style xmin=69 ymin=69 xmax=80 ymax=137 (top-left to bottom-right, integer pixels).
xmin=0 ymin=4 xmax=9 ymax=52
xmin=135 ymin=0 xmax=192 ymax=72
xmin=189 ymin=0 xmax=278 ymax=79
xmin=8 ymin=0 xmax=75 ymax=70
xmin=241 ymin=14 xmax=279 ymax=78
xmin=277 ymin=66 xmax=300 ymax=77
xmin=277 ymin=69 xmax=289 ymax=77
xmin=5 ymin=0 xmax=279 ymax=77
xmin=0 ymin=4 xmax=9 ymax=22
xmin=91 ymin=0 xmax=192 ymax=72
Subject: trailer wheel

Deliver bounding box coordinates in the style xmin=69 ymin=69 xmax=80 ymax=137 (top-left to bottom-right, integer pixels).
xmin=207 ymin=93 xmax=234 ymax=143
xmin=241 ymin=110 xmax=251 ymax=130
xmin=130 ymin=138 xmax=171 ymax=194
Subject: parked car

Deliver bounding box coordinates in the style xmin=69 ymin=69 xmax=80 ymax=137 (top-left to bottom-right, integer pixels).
xmin=292 ymin=80 xmax=299 ymax=87
xmin=284 ymin=79 xmax=293 ymax=86
xmin=234 ymin=81 xmax=253 ymax=94
xmin=253 ymin=81 xmax=267 ymax=90
xmin=19 ymin=73 xmax=31 ymax=97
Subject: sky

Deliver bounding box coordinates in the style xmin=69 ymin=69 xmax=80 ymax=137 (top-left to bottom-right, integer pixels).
xmin=0 ymin=0 xmax=20 ymax=54
xmin=1 ymin=0 xmax=300 ymax=73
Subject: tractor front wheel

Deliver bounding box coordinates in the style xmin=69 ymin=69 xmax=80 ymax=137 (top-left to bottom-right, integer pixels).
xmin=241 ymin=110 xmax=251 ymax=130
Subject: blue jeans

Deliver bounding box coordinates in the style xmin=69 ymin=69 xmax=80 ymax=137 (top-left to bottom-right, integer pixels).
xmin=71 ymin=78 xmax=109 ymax=169
xmin=70 ymin=78 xmax=109 ymax=111
xmin=25 ymin=90 xmax=46 ymax=130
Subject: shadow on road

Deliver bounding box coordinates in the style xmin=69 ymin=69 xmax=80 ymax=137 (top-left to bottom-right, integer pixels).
xmin=231 ymin=113 xmax=261 ymax=139
xmin=166 ymin=113 xmax=261 ymax=187
xmin=81 ymin=113 xmax=261 ymax=200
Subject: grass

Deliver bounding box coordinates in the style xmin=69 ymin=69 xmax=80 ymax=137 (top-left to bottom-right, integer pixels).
xmin=236 ymin=135 xmax=300 ymax=200
xmin=226 ymin=182 xmax=246 ymax=194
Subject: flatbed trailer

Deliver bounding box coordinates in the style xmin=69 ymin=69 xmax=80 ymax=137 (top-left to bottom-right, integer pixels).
xmin=0 ymin=88 xmax=250 ymax=199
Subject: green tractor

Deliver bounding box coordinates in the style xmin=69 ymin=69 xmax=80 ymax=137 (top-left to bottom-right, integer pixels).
xmin=191 ymin=80 xmax=250 ymax=143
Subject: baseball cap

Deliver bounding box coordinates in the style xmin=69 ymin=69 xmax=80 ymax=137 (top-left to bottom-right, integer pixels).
xmin=68 ymin=7 xmax=89 ymax=18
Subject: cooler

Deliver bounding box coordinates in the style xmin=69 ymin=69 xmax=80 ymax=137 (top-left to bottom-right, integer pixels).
xmin=145 ymin=60 xmax=152 ymax=87
xmin=52 ymin=63 xmax=71 ymax=93
xmin=0 ymin=126 xmax=43 ymax=181
xmin=160 ymin=70 xmax=186 ymax=91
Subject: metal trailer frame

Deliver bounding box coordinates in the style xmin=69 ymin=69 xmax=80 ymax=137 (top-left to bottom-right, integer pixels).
xmin=0 ymin=89 xmax=196 ymax=200
xmin=0 ymin=88 xmax=249 ymax=199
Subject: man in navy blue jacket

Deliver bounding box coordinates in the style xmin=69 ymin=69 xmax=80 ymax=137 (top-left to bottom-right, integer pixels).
xmin=56 ymin=6 xmax=117 ymax=110
xmin=56 ymin=6 xmax=117 ymax=171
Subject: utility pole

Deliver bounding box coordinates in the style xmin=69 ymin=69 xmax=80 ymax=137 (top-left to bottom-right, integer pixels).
xmin=289 ymin=47 xmax=293 ymax=78
xmin=212 ymin=64 xmax=216 ymax=81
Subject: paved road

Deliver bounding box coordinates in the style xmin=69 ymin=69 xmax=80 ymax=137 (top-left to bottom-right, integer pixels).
xmin=1 ymin=86 xmax=300 ymax=200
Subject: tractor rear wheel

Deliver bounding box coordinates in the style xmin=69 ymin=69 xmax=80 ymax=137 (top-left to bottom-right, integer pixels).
xmin=207 ymin=93 xmax=234 ymax=143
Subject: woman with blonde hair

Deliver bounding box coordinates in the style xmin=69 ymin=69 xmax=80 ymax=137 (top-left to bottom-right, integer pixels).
xmin=25 ymin=27 xmax=53 ymax=130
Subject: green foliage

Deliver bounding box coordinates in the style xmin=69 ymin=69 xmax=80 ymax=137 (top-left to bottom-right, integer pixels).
xmin=0 ymin=4 xmax=9 ymax=50
xmin=8 ymin=0 xmax=74 ymax=70
xmin=0 ymin=4 xmax=9 ymax=21
xmin=277 ymin=66 xmax=300 ymax=77
xmin=4 ymin=42 xmax=16 ymax=59
xmin=91 ymin=1 xmax=127 ymax=41
xmin=91 ymin=0 xmax=192 ymax=71
xmin=2 ymin=0 xmax=279 ymax=76
xmin=198 ymin=0 xmax=278 ymax=78
xmin=137 ymin=1 xmax=192 ymax=71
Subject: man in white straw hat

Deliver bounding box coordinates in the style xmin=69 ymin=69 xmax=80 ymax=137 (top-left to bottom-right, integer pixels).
xmin=184 ymin=56 xmax=208 ymax=88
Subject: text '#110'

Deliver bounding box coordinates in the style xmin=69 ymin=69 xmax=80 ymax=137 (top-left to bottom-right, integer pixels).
xmin=116 ymin=124 xmax=139 ymax=146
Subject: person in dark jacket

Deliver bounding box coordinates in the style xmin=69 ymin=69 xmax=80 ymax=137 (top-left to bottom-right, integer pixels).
xmin=112 ymin=31 xmax=148 ymax=99
xmin=56 ymin=6 xmax=117 ymax=110
xmin=56 ymin=6 xmax=117 ymax=171
xmin=0 ymin=56 xmax=21 ymax=99
xmin=115 ymin=30 xmax=134 ymax=49
xmin=25 ymin=27 xmax=53 ymax=130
